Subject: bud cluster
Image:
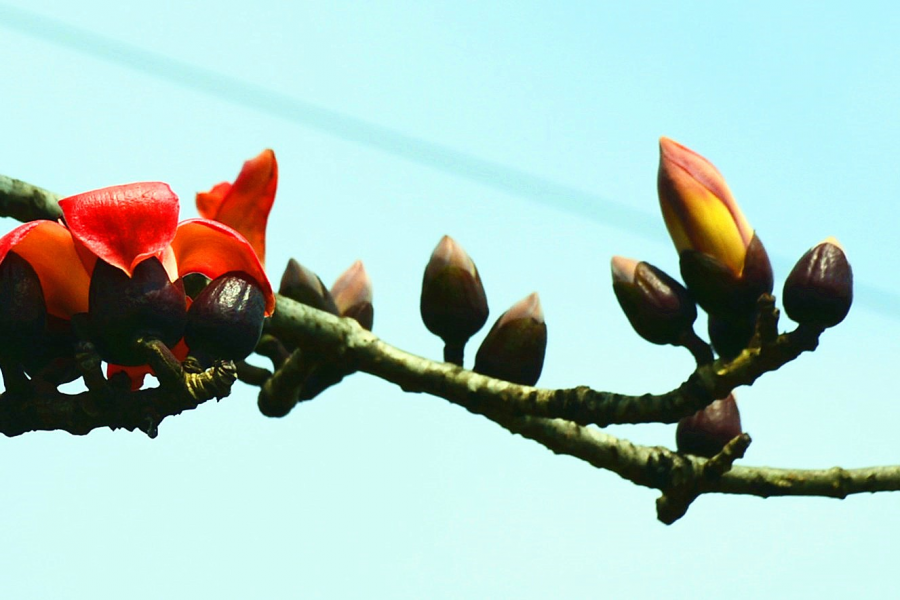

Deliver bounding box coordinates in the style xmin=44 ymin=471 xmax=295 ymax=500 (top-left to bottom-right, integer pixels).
xmin=419 ymin=236 xmax=547 ymax=384
xmin=609 ymin=137 xmax=853 ymax=453
xmin=259 ymin=257 xmax=375 ymax=416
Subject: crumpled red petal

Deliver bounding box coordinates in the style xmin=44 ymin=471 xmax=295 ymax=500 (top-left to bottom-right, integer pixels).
xmin=196 ymin=149 xmax=277 ymax=265
xmin=0 ymin=220 xmax=90 ymax=318
xmin=170 ymin=219 xmax=275 ymax=315
xmin=60 ymin=182 xmax=180 ymax=276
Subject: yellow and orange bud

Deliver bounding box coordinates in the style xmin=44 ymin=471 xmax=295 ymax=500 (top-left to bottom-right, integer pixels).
xmin=658 ymin=137 xmax=752 ymax=275
xmin=657 ymin=137 xmax=772 ymax=318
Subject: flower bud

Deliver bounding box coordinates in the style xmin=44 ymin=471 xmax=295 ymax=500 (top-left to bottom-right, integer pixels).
xmin=88 ymin=257 xmax=187 ymax=366
xmin=420 ymin=236 xmax=488 ymax=349
xmin=611 ymin=257 xmax=696 ymax=346
xmin=474 ymin=292 xmax=546 ymax=386
xmin=331 ymin=260 xmax=373 ymax=330
xmin=676 ymin=393 xmax=742 ymax=458
xmin=185 ymin=271 xmax=267 ymax=361
xmin=658 ymin=137 xmax=772 ymax=317
xmin=0 ymin=250 xmax=47 ymax=361
xmin=783 ymin=238 xmax=853 ymax=328
xmin=279 ymin=258 xmax=339 ymax=315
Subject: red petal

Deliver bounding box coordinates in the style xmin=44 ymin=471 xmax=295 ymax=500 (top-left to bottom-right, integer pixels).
xmin=195 ymin=150 xmax=277 ymax=265
xmin=171 ymin=219 xmax=275 ymax=315
xmin=0 ymin=221 xmax=90 ymax=318
xmin=59 ymin=182 xmax=180 ymax=276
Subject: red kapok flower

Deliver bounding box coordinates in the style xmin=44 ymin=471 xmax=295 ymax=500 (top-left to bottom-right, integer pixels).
xmin=0 ymin=181 xmax=275 ymax=386
xmin=196 ymin=149 xmax=277 ymax=266
xmin=59 ymin=182 xmax=274 ymax=315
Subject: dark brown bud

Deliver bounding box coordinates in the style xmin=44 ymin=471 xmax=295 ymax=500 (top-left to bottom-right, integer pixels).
xmin=0 ymin=250 xmax=47 ymax=361
xmin=611 ymin=257 xmax=697 ymax=346
xmin=331 ymin=260 xmax=373 ymax=330
xmin=185 ymin=272 xmax=267 ymax=361
xmin=679 ymin=233 xmax=773 ymax=320
xmin=88 ymin=257 xmax=187 ymax=366
xmin=676 ymin=393 xmax=742 ymax=458
xmin=279 ymin=258 xmax=339 ymax=315
xmin=420 ymin=236 xmax=488 ymax=349
xmin=474 ymin=292 xmax=546 ymax=386
xmin=783 ymin=238 xmax=853 ymax=328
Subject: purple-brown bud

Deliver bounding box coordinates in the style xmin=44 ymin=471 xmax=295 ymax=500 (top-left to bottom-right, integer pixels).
xmin=420 ymin=235 xmax=488 ymax=347
xmin=331 ymin=260 xmax=373 ymax=331
xmin=783 ymin=238 xmax=853 ymax=328
xmin=611 ymin=257 xmax=697 ymax=346
xmin=473 ymin=292 xmax=546 ymax=386
xmin=676 ymin=393 xmax=742 ymax=458
xmin=279 ymin=258 xmax=339 ymax=315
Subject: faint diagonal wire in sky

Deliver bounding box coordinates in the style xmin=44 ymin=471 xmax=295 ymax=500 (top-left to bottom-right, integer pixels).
xmin=0 ymin=3 xmax=896 ymax=319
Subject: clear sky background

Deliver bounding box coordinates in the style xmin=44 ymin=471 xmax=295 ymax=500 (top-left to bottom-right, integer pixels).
xmin=1 ymin=2 xmax=898 ymax=598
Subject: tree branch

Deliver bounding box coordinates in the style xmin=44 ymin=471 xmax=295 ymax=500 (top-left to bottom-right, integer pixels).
xmin=267 ymin=295 xmax=819 ymax=428
xmin=0 ymin=175 xmax=63 ymax=222
xmin=265 ymin=295 xmax=900 ymax=522
xmin=0 ymin=341 xmax=237 ymax=438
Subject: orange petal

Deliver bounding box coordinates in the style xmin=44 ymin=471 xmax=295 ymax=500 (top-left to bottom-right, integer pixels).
xmin=60 ymin=182 xmax=180 ymax=276
xmin=170 ymin=219 xmax=275 ymax=315
xmin=196 ymin=182 xmax=232 ymax=220
xmin=196 ymin=150 xmax=277 ymax=265
xmin=0 ymin=221 xmax=90 ymax=318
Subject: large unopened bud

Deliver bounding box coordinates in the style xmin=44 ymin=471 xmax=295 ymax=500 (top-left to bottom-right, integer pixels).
xmin=185 ymin=271 xmax=267 ymax=361
xmin=658 ymin=137 xmax=773 ymax=318
xmin=474 ymin=292 xmax=546 ymax=386
xmin=88 ymin=257 xmax=187 ymax=366
xmin=279 ymin=258 xmax=339 ymax=315
xmin=420 ymin=236 xmax=488 ymax=364
xmin=611 ymin=257 xmax=696 ymax=346
xmin=783 ymin=238 xmax=853 ymax=328
xmin=331 ymin=260 xmax=373 ymax=330
xmin=676 ymin=393 xmax=742 ymax=458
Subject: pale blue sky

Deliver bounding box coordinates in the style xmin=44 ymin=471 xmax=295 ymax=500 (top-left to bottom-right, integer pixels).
xmin=1 ymin=2 xmax=898 ymax=598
